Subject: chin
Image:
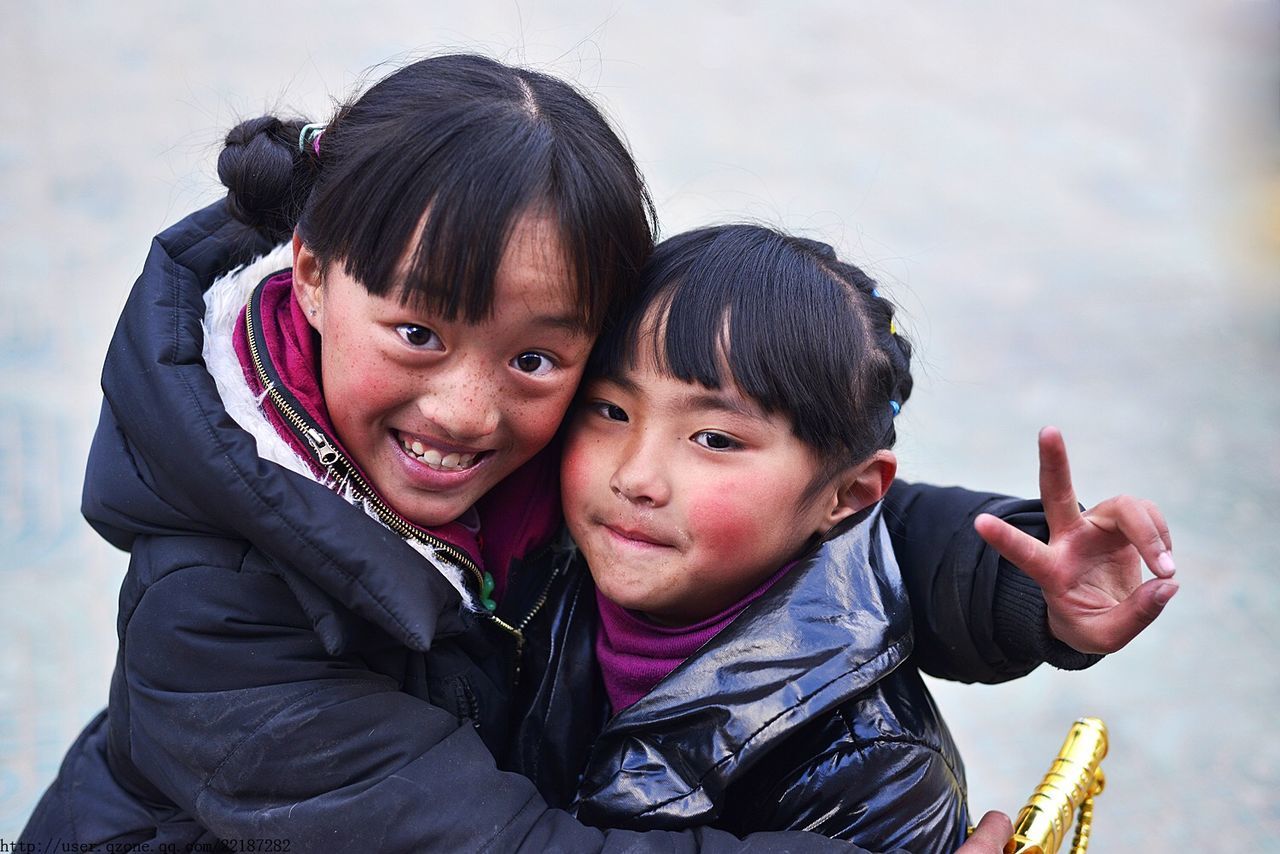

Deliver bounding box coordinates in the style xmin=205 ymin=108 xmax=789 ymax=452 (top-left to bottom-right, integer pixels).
xmin=395 ymin=492 xmax=475 ymax=529
xmin=590 ymin=573 xmax=645 ymax=611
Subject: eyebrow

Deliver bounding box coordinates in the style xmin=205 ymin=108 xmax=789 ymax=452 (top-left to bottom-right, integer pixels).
xmin=677 ymin=390 xmax=763 ymax=420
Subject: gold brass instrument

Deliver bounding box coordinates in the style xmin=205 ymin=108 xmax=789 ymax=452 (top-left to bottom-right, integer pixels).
xmin=1004 ymin=717 xmax=1108 ymax=854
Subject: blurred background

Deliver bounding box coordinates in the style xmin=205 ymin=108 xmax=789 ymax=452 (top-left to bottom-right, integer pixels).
xmin=2 ymin=1 xmax=1276 ymax=849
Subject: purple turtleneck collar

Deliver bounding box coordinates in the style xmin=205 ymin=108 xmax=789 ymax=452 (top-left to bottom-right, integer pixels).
xmin=594 ymin=559 xmax=798 ymax=713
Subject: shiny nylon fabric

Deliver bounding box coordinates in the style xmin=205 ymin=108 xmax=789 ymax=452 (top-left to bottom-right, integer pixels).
xmin=511 ymin=510 xmax=969 ymax=852
xmin=580 ymin=514 xmax=914 ymax=819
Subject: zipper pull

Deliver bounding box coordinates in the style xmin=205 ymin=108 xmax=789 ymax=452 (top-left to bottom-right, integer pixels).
xmin=305 ymin=428 xmax=340 ymax=466
xmin=479 ymin=571 xmax=497 ymax=612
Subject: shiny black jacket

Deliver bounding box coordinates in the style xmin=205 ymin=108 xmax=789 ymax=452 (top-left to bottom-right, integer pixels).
xmin=23 ymin=202 xmax=1091 ymax=852
xmin=508 ymin=511 xmax=968 ymax=853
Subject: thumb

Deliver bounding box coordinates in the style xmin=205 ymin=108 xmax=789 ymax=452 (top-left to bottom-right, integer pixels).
xmin=958 ymin=811 xmax=1013 ymax=853
xmin=1070 ymin=577 xmax=1179 ymax=653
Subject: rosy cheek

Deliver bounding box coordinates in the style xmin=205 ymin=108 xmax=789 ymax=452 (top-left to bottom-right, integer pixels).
xmin=684 ymin=477 xmax=772 ymax=556
xmin=335 ymin=365 xmax=401 ymax=424
xmin=352 ymin=363 xmax=398 ymax=397
xmin=560 ymin=428 xmax=606 ymax=509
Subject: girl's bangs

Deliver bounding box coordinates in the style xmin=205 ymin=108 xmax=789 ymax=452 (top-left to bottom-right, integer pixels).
xmin=590 ymin=225 xmax=887 ymax=463
xmin=312 ymin=108 xmax=648 ymax=333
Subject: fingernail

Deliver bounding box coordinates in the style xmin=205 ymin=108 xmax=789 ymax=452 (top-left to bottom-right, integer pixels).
xmin=1158 ymin=552 xmax=1177 ymax=575
xmin=1154 ymin=581 xmax=1179 ymax=607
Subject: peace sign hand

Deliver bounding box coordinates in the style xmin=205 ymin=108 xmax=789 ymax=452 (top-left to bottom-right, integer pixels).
xmin=973 ymin=427 xmax=1179 ymax=654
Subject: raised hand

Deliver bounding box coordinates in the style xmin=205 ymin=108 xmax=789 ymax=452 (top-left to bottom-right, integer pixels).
xmin=973 ymin=427 xmax=1178 ymax=654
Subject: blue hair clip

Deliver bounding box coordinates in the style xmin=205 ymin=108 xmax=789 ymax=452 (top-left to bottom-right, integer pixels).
xmin=889 ymin=400 xmax=901 ymax=417
xmin=872 ymin=288 xmax=882 ymax=298
xmin=298 ymin=123 xmax=326 ymax=154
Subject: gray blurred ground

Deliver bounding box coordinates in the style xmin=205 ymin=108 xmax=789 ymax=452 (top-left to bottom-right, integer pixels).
xmin=2 ymin=2 xmax=1277 ymax=849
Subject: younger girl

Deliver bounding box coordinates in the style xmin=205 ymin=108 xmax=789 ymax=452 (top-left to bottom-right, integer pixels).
xmin=509 ymin=224 xmax=1146 ymax=851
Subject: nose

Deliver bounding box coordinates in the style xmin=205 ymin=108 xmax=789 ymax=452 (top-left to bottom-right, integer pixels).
xmin=417 ymin=359 xmax=501 ymax=443
xmin=610 ymin=429 xmax=671 ymax=507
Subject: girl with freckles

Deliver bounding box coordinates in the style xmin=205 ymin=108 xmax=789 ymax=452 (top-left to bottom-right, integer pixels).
xmin=509 ymin=224 xmax=1178 ymax=853
xmin=22 ymin=53 xmax=1175 ymax=853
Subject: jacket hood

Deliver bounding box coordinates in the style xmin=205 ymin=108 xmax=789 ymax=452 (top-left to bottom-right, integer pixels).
xmin=573 ymin=507 xmax=913 ymax=825
xmin=81 ymin=202 xmax=476 ymax=652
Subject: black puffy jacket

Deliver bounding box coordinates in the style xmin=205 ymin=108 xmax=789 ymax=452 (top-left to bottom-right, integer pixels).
xmin=508 ymin=510 xmax=969 ymax=853
xmin=21 ymin=202 xmax=1090 ymax=852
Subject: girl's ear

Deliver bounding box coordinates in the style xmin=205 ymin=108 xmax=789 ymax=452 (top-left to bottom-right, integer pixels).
xmin=292 ymin=232 xmax=324 ymax=331
xmin=822 ymin=450 xmax=897 ymax=530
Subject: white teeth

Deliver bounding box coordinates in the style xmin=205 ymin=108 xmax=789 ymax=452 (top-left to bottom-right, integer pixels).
xmin=397 ymin=432 xmax=481 ymax=471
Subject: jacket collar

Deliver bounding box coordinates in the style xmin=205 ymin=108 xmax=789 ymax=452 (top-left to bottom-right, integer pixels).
xmin=574 ymin=507 xmax=913 ymax=823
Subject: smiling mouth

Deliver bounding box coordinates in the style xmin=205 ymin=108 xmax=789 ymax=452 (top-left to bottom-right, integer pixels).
xmin=395 ymin=431 xmax=487 ymax=472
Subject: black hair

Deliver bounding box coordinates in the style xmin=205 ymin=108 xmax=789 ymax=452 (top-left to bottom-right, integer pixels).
xmin=589 ymin=224 xmax=913 ymax=481
xmin=217 ymin=54 xmax=656 ymax=332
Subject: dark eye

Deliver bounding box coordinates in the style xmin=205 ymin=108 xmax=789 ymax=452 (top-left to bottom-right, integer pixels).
xmin=591 ymin=401 xmax=628 ymax=422
xmin=512 ymin=352 xmax=555 ymax=377
xmin=395 ymin=324 xmax=442 ymax=350
xmin=693 ymin=431 xmax=740 ymax=451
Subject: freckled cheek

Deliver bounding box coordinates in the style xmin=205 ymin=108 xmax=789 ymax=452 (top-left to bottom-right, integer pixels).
xmin=504 ymin=381 xmax=580 ymax=449
xmin=341 ymin=363 xmax=413 ymax=415
xmin=513 ymin=399 xmax=570 ymax=445
xmin=321 ymin=346 xmax=406 ymax=431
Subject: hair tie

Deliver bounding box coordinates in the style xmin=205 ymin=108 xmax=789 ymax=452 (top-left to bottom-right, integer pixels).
xmin=871 ymin=287 xmax=898 ymax=334
xmin=298 ymin=123 xmax=326 ymax=155
xmin=889 ymin=400 xmax=901 ymax=417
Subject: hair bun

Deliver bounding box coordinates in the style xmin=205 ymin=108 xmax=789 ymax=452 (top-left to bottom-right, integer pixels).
xmin=217 ymin=115 xmax=311 ymax=242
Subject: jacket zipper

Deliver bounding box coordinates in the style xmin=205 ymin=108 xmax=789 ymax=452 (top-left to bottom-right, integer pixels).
xmin=456 ymin=678 xmax=482 ymax=730
xmin=499 ymin=546 xmax=570 ymax=683
xmin=244 ymin=279 xmax=510 ymax=620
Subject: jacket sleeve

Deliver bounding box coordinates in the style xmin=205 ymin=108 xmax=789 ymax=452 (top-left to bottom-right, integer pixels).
xmin=882 ymin=481 xmax=1101 ymax=684
xmin=122 ymin=559 xmax=857 ymax=853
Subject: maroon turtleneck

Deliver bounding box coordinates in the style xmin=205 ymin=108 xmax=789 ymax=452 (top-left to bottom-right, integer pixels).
xmin=594 ymin=559 xmax=799 ymax=713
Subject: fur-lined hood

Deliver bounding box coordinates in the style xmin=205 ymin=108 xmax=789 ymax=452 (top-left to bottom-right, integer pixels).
xmin=81 ymin=203 xmax=478 ymax=651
